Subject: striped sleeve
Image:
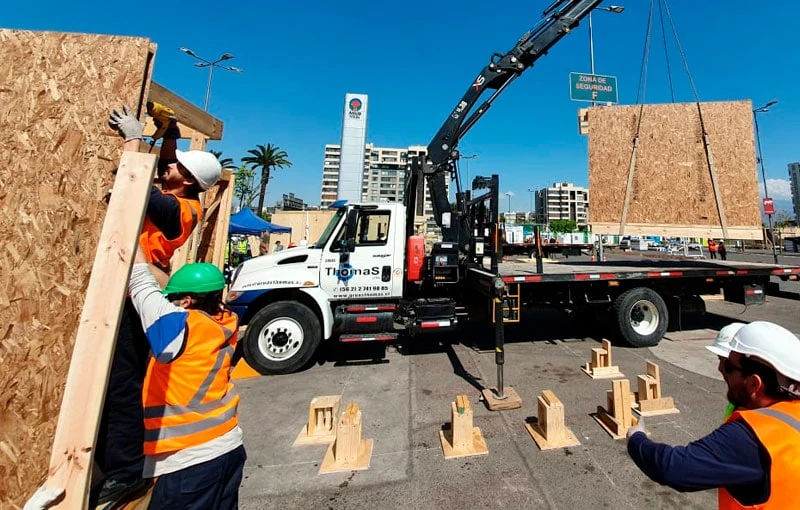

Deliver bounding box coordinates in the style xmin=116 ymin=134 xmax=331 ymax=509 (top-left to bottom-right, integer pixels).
xmin=128 ymin=263 xmax=188 ymax=363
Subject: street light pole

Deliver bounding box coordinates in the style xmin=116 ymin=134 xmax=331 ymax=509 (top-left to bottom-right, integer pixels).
xmin=527 ymin=188 xmax=536 ymax=217
xmin=753 ymin=100 xmax=779 ymax=263
xmin=179 ymin=48 xmax=244 ymax=112
xmin=462 ymin=153 xmax=478 ymax=188
xmin=588 ymin=5 xmax=624 ymax=106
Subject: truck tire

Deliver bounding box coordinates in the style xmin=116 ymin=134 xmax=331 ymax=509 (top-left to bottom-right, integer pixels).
xmin=611 ymin=287 xmax=668 ymax=347
xmin=243 ymin=301 xmax=321 ymax=375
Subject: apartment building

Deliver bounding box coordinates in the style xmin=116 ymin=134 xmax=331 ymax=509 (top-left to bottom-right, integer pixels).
xmin=320 ymin=144 xmax=447 ymax=240
xmin=534 ymin=182 xmax=589 ymax=229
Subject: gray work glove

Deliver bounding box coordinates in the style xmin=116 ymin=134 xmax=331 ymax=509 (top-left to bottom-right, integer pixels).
xmin=23 ymin=485 xmax=64 ymax=510
xmin=108 ymin=105 xmax=145 ymax=141
xmin=626 ymin=417 xmax=647 ymax=440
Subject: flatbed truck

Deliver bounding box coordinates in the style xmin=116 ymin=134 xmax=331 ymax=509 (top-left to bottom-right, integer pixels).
xmin=226 ymin=1 xmax=800 ymax=392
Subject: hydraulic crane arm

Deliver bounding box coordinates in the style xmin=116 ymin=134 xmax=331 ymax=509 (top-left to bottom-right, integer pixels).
xmin=417 ymin=0 xmax=603 ymax=243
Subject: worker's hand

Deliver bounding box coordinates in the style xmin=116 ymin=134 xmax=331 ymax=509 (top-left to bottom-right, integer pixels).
xmin=23 ymin=485 xmax=64 ymax=510
xmin=626 ymin=417 xmax=647 ymax=441
xmin=108 ymin=105 xmax=145 ymax=141
xmin=161 ymin=118 xmax=182 ymax=140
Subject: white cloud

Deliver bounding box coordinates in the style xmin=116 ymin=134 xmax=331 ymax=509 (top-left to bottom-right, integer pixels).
xmin=758 ymin=178 xmax=793 ymax=201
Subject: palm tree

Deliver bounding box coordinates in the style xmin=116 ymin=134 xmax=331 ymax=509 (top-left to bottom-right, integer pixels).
xmin=209 ymin=150 xmax=235 ymax=169
xmin=242 ymin=143 xmax=292 ymax=214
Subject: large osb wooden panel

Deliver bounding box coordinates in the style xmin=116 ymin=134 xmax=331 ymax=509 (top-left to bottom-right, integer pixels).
xmin=269 ymin=210 xmax=336 ymax=248
xmin=588 ymin=101 xmax=761 ymax=238
xmin=0 ymin=29 xmax=153 ymax=506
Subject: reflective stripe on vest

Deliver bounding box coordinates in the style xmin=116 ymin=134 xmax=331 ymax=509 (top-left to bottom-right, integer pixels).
xmin=719 ymin=401 xmax=800 ymax=509
xmin=143 ymin=310 xmax=239 ymax=455
xmin=140 ymin=192 xmax=202 ymax=272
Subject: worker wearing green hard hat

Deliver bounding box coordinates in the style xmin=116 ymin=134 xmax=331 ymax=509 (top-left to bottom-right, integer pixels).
xmin=163 ymin=263 xmax=226 ymax=297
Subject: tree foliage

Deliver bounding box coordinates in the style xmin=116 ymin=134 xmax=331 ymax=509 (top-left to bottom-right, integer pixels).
xmin=548 ymin=219 xmax=577 ymax=235
xmin=233 ymin=164 xmax=258 ymax=208
xmin=242 ymin=143 xmax=292 ymax=214
xmin=209 ymin=150 xmax=235 ymax=169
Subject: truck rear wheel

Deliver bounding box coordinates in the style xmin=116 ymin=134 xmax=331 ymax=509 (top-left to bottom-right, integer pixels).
xmin=243 ymin=301 xmax=321 ymax=375
xmin=611 ymin=287 xmax=667 ymax=347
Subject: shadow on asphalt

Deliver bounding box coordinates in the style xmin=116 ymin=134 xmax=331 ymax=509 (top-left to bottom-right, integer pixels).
xmin=309 ymin=308 xmax=737 ymax=377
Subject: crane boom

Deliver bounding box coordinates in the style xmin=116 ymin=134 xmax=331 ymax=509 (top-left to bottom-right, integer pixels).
xmin=411 ymin=0 xmax=603 ymax=246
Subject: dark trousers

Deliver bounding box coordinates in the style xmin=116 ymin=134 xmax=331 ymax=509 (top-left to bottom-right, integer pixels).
xmin=149 ymin=445 xmax=246 ymax=510
xmin=95 ymin=299 xmax=150 ymax=482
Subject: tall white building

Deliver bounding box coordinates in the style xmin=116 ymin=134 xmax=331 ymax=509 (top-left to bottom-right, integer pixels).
xmin=534 ymin=182 xmax=589 ymax=229
xmin=337 ymin=93 xmax=369 ymax=203
xmin=789 ymin=162 xmax=800 ymax=221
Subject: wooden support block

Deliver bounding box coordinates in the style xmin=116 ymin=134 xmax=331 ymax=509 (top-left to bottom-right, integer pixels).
xmin=319 ymin=403 xmax=373 ymax=474
xmin=593 ymin=379 xmax=639 ymax=439
xmin=439 ymin=395 xmax=489 ymax=459
xmin=525 ymin=390 xmax=581 ymax=450
xmin=481 ymin=386 xmax=522 ymax=411
xmin=294 ymin=395 xmax=341 ymax=446
xmin=581 ymin=339 xmax=624 ymax=379
xmin=634 ymin=361 xmax=680 ymax=416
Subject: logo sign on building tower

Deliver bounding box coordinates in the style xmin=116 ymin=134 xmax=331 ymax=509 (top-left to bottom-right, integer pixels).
xmin=348 ymin=97 xmax=363 ymax=119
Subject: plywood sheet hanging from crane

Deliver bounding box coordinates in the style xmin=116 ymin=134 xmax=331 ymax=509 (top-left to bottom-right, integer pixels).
xmin=0 ymin=29 xmax=154 ymax=506
xmin=588 ymin=101 xmax=762 ymax=239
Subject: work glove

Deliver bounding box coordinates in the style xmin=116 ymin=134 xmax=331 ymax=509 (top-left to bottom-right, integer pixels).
xmin=626 ymin=417 xmax=647 ymax=440
xmin=23 ymin=485 xmax=65 ymax=510
xmin=108 ymin=105 xmax=145 ymax=141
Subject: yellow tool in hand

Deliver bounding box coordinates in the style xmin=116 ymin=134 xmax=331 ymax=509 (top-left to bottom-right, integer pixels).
xmin=146 ymin=101 xmax=177 ymax=141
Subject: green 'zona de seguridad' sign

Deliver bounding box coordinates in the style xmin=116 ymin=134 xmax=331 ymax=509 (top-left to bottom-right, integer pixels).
xmin=569 ymin=72 xmax=619 ymax=103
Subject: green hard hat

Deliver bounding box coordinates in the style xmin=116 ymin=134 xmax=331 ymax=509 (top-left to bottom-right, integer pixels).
xmin=163 ymin=263 xmax=225 ymax=295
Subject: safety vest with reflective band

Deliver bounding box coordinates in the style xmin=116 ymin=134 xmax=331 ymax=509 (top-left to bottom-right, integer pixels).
xmin=718 ymin=400 xmax=800 ymax=509
xmin=142 ymin=309 xmax=239 ymax=456
xmin=139 ymin=190 xmax=202 ymax=272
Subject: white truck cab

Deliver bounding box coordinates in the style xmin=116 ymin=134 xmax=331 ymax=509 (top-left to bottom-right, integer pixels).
xmin=227 ymin=202 xmax=408 ymax=373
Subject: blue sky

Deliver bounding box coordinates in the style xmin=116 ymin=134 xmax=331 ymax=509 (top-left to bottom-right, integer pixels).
xmin=7 ymin=0 xmax=800 ymax=212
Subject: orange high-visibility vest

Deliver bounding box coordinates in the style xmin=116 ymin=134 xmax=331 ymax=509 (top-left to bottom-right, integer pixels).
xmin=139 ymin=190 xmax=202 ymax=272
xmin=718 ymin=401 xmax=800 ymax=509
xmin=142 ymin=309 xmax=239 ymax=455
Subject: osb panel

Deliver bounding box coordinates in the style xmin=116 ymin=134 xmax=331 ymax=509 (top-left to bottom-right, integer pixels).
xmin=0 ymin=29 xmax=153 ymax=506
xmin=269 ymin=210 xmax=336 ymax=248
xmin=588 ymin=101 xmax=761 ymax=237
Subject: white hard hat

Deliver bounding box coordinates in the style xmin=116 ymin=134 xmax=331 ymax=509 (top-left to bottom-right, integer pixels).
xmin=729 ymin=321 xmax=800 ymax=382
xmin=706 ymin=322 xmax=746 ymax=358
xmin=176 ymin=150 xmax=222 ymax=190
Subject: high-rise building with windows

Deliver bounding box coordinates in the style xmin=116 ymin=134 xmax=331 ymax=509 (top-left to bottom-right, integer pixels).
xmin=789 ymin=162 xmax=800 ymax=221
xmin=534 ymin=182 xmax=589 ymax=229
xmin=319 ymin=143 xmax=448 ymax=239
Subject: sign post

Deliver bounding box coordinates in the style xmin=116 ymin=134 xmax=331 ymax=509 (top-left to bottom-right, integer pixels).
xmin=569 ymin=72 xmax=619 ymax=104
xmin=763 ymin=197 xmax=775 ymax=215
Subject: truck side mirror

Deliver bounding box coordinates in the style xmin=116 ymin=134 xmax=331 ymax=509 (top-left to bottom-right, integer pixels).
xmin=340 ymin=209 xmax=358 ymax=253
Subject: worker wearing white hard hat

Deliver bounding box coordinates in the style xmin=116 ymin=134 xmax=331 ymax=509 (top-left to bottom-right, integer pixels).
xmin=706 ymin=322 xmax=746 ymax=419
xmin=627 ymin=321 xmax=800 ymax=509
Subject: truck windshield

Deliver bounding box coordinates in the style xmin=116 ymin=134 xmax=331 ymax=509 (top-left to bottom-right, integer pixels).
xmin=310 ymin=208 xmax=346 ymax=249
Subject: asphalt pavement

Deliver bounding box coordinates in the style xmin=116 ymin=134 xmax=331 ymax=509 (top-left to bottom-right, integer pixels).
xmin=235 ymin=280 xmax=800 ymax=509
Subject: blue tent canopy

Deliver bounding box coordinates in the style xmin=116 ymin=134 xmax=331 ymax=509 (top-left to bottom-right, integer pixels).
xmin=229 ymin=208 xmax=291 ymax=235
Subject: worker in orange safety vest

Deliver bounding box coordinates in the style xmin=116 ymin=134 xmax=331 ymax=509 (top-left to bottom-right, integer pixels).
xmin=130 ymin=244 xmax=245 ymax=509
xmin=627 ymin=321 xmax=800 ymax=508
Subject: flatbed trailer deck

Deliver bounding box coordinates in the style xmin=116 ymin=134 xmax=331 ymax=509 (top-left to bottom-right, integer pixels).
xmin=461 ymin=256 xmax=800 ymax=349
xmin=496 ymin=258 xmax=800 ymax=282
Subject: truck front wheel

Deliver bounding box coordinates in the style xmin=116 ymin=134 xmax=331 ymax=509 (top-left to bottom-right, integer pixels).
xmin=611 ymin=287 xmax=668 ymax=347
xmin=243 ymin=301 xmax=322 ymax=375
